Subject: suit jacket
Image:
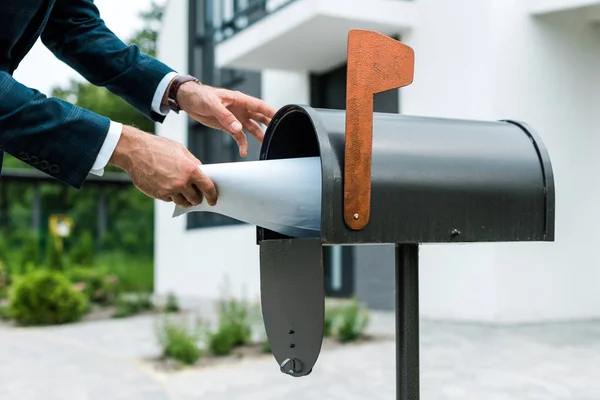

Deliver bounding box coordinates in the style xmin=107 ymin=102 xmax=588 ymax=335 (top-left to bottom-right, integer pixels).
xmin=0 ymin=0 xmax=175 ymax=188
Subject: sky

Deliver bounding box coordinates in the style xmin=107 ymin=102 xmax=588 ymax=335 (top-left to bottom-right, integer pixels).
xmin=13 ymin=0 xmax=167 ymax=95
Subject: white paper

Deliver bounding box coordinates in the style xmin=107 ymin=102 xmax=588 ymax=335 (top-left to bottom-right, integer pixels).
xmin=172 ymin=157 xmax=322 ymax=238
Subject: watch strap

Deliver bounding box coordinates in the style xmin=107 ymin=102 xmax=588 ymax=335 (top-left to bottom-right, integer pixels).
xmin=167 ymin=75 xmax=199 ymax=113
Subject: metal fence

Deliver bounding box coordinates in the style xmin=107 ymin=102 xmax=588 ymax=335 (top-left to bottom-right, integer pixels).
xmin=213 ymin=0 xmax=297 ymax=43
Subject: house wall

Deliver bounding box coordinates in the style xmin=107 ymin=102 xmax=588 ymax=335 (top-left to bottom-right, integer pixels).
xmin=155 ymin=0 xmax=600 ymax=322
xmin=403 ymin=0 xmax=600 ymax=323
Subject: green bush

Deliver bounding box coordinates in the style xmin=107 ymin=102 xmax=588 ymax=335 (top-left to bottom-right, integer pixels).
xmin=65 ymin=267 xmax=120 ymax=305
xmin=324 ymin=305 xmax=339 ymax=338
xmin=217 ymin=297 xmax=252 ymax=347
xmin=156 ymin=316 xmax=204 ymax=365
xmin=335 ymin=299 xmax=370 ymax=343
xmin=164 ymin=292 xmax=180 ymax=313
xmin=112 ymin=293 xmax=154 ymax=319
xmin=8 ymin=269 xmax=87 ymax=326
xmin=261 ymin=335 xmax=272 ymax=354
xmin=0 ymin=303 xmax=10 ymax=320
xmin=69 ymin=231 xmax=95 ymax=266
xmin=208 ymin=323 xmax=237 ymax=356
xmin=0 ymin=260 xmax=9 ymax=296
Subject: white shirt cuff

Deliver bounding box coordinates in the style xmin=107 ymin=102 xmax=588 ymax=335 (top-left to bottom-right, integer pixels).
xmin=152 ymin=71 xmax=179 ymax=116
xmin=89 ymin=121 xmax=123 ymax=177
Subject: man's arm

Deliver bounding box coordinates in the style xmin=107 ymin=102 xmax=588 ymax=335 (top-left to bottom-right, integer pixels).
xmin=39 ymin=0 xmax=278 ymax=206
xmin=0 ymin=71 xmax=218 ymax=206
xmin=41 ymin=0 xmax=175 ymax=123
xmin=0 ymin=72 xmax=110 ymax=188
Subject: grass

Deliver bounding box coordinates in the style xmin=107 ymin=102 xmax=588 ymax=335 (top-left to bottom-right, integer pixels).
xmin=95 ymin=251 xmax=154 ymax=293
xmin=156 ymin=315 xmax=206 ymax=365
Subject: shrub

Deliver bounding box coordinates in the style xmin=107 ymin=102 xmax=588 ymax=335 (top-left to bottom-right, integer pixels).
xmin=65 ymin=267 xmax=120 ymax=305
xmin=0 ymin=303 xmax=10 ymax=320
xmin=164 ymin=292 xmax=180 ymax=313
xmin=208 ymin=323 xmax=237 ymax=356
xmin=0 ymin=260 xmax=9 ymax=296
xmin=112 ymin=293 xmax=153 ymax=319
xmin=69 ymin=231 xmax=95 ymax=266
xmin=216 ymin=297 xmax=252 ymax=347
xmin=8 ymin=269 xmax=87 ymax=326
xmin=335 ymin=299 xmax=370 ymax=343
xmin=156 ymin=316 xmax=204 ymax=365
xmin=261 ymin=335 xmax=272 ymax=354
xmin=324 ymin=305 xmax=339 ymax=338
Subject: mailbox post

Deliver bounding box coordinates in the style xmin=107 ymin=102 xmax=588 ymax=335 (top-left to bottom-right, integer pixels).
xmin=257 ymin=30 xmax=555 ymax=400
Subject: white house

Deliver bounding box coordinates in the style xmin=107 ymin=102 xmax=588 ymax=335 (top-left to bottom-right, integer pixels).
xmin=154 ymin=0 xmax=600 ymax=324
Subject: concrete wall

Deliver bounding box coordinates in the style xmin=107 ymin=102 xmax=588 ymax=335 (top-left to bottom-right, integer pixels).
xmin=527 ymin=0 xmax=600 ymax=14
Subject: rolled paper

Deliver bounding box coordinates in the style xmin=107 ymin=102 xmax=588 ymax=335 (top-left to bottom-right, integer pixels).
xmin=172 ymin=157 xmax=322 ymax=238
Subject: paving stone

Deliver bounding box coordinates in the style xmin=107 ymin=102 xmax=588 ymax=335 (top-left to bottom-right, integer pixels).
xmin=2 ymin=312 xmax=600 ymax=399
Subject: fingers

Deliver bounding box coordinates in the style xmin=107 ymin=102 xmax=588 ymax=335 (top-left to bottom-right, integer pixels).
xmin=213 ymin=101 xmax=243 ymax=134
xmin=170 ymin=194 xmax=192 ymax=208
xmin=182 ymin=183 xmax=203 ymax=206
xmin=248 ymin=110 xmax=271 ymax=126
xmin=243 ymin=119 xmax=265 ymax=143
xmin=219 ymin=89 xmax=277 ymax=119
xmin=189 ymin=166 xmax=218 ymax=206
xmin=212 ymin=102 xmax=249 ymax=157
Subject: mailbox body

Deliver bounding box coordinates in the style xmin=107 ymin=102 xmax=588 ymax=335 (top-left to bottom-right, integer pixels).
xmin=258 ymin=104 xmax=554 ymax=245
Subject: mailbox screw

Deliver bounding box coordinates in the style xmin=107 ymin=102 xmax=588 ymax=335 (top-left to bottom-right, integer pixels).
xmin=353 ymin=213 xmax=360 ymax=220
xmin=280 ymin=358 xmax=303 ymax=376
xmin=451 ymin=229 xmax=461 ymax=237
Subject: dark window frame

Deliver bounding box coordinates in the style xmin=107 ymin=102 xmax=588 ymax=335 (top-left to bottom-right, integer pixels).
xmin=185 ymin=0 xmax=262 ymax=230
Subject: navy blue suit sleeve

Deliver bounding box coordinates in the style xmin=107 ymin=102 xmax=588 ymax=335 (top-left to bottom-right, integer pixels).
xmin=0 ymin=72 xmax=110 ymax=188
xmin=41 ymin=0 xmax=176 ymax=123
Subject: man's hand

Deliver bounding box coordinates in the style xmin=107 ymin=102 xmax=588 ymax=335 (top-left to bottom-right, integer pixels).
xmin=175 ymin=81 xmax=277 ymax=157
xmin=108 ymin=126 xmax=216 ymax=208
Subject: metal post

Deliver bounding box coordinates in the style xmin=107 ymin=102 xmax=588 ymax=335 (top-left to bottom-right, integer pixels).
xmin=395 ymin=243 xmax=420 ymax=400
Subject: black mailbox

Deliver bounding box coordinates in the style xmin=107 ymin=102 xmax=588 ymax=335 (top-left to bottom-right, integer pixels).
xmin=256 ymin=30 xmax=555 ymax=400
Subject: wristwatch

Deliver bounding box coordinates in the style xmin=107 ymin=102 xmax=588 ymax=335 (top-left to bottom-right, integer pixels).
xmin=167 ymin=74 xmax=200 ymax=113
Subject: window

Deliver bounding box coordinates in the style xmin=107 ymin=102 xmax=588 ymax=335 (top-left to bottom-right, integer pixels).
xmin=186 ymin=0 xmax=262 ymax=230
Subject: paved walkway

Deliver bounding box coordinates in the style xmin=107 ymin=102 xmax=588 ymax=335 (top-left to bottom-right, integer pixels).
xmin=2 ymin=312 xmax=600 ymax=399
